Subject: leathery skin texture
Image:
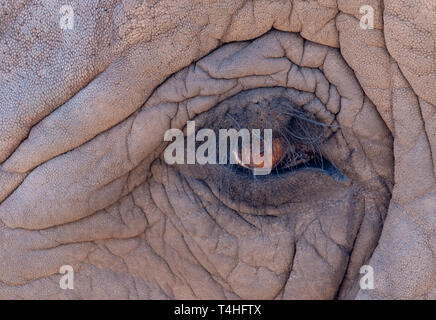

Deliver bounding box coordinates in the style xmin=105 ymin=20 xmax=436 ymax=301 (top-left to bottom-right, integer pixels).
xmin=0 ymin=0 xmax=434 ymax=299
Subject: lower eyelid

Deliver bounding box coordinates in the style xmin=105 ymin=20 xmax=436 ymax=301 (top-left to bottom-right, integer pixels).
xmin=175 ymin=156 xmax=349 ymax=211
xmin=208 ymin=168 xmax=350 ymax=213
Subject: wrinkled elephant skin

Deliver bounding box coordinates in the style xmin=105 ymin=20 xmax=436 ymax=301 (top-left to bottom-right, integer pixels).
xmin=0 ymin=0 xmax=434 ymax=299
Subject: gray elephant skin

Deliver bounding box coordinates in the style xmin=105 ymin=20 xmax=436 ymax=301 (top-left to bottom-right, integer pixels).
xmin=0 ymin=0 xmax=435 ymax=300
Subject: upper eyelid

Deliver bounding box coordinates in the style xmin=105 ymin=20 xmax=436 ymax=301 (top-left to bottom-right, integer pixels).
xmin=146 ymin=32 xmax=351 ymax=133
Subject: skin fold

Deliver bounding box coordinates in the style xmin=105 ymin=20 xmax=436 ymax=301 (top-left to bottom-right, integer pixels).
xmin=0 ymin=0 xmax=434 ymax=299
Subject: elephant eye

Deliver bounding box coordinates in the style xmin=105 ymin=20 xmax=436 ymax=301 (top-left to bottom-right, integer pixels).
xmin=234 ymin=137 xmax=286 ymax=171
xmin=193 ymin=92 xmax=340 ymax=178
xmin=173 ymin=88 xmax=346 ymax=209
xmin=230 ymin=112 xmax=328 ymax=176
